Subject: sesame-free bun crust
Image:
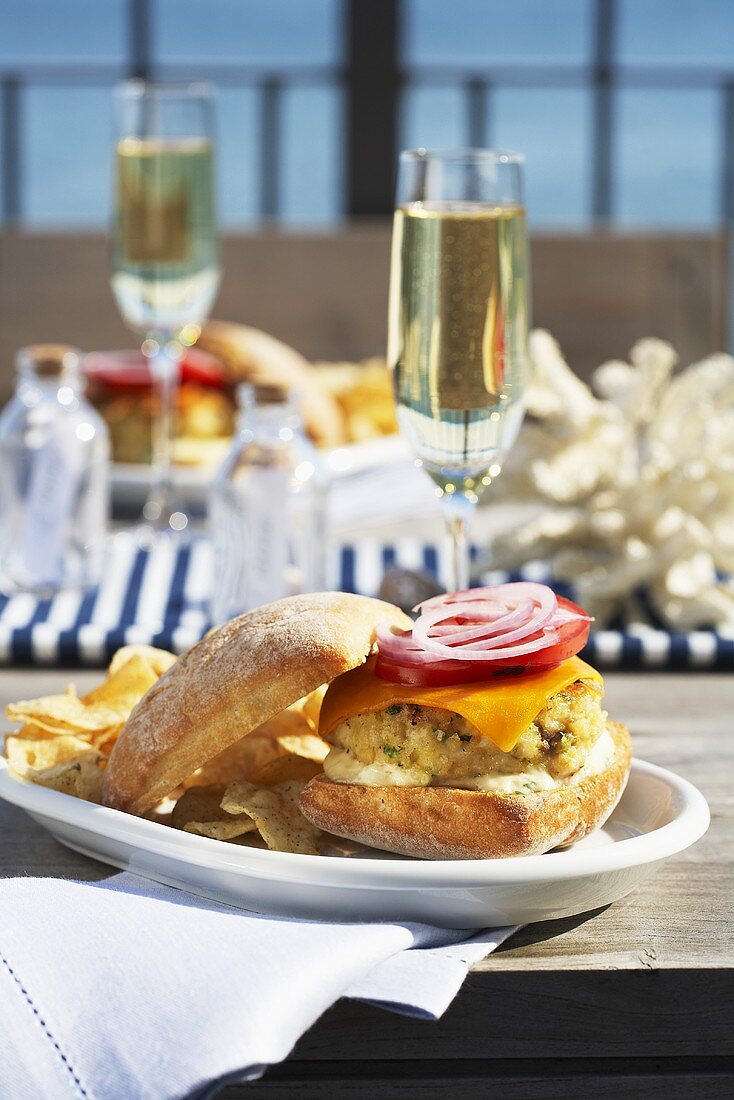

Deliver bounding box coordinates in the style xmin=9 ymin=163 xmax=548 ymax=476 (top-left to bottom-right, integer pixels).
xmin=102 ymin=593 xmax=410 ymax=816
xmin=299 ymin=722 xmax=632 ymax=860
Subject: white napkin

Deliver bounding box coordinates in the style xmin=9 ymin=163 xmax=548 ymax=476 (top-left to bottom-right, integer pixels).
xmin=0 ymin=872 xmax=516 ymax=1100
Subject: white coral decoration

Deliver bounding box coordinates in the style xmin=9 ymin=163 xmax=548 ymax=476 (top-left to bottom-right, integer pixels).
xmin=490 ymin=331 xmax=734 ymax=630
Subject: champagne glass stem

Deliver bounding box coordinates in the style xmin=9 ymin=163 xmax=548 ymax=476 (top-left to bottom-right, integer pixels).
xmin=143 ymin=336 xmax=181 ymax=527
xmin=443 ymin=491 xmax=474 ymax=592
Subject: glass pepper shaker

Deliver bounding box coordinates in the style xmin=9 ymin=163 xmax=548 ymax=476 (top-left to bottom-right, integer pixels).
xmin=209 ymin=383 xmax=328 ymax=623
xmin=0 ymin=344 xmax=110 ymax=594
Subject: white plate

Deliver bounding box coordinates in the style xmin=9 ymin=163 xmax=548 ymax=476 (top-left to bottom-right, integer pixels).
xmin=0 ymin=757 xmax=708 ymax=928
xmin=111 ymin=436 xmax=408 ymax=510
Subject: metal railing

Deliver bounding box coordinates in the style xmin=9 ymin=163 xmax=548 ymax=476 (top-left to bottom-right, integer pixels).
xmin=0 ymin=61 xmax=342 ymax=224
xmin=1 ymin=0 xmax=733 ymax=225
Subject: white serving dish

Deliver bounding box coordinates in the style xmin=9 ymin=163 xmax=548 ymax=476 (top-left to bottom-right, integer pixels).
xmin=111 ymin=436 xmax=408 ymax=510
xmin=0 ymin=757 xmax=708 ymax=928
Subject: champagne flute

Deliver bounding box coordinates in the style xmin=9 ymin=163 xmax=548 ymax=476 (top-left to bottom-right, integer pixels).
xmin=388 ymin=148 xmax=529 ymax=591
xmin=111 ymin=80 xmax=220 ymax=541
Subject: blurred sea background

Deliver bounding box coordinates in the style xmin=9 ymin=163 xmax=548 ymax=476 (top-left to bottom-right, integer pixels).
xmin=2 ymin=0 xmax=734 ymax=231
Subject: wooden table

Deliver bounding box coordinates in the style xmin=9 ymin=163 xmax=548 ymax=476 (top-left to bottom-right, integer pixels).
xmin=1 ymin=670 xmax=732 ymax=1099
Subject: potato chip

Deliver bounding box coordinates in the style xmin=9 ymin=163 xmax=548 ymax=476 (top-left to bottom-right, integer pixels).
xmin=267 ymin=709 xmax=314 ymax=739
xmin=4 ymin=730 xmax=95 ymax=776
xmin=221 ymin=779 xmax=320 ymax=855
xmin=182 ymin=708 xmax=313 ymax=790
xmin=3 ymin=649 xmax=174 ymax=802
xmin=5 ymin=691 xmax=120 ymax=735
xmin=92 ymin=726 xmax=125 ymax=757
xmin=290 ymin=684 xmax=327 ymax=733
xmin=184 ymin=820 xmax=255 ymax=841
xmin=250 ymin=754 xmax=323 ymax=787
xmin=171 ymin=785 xmax=257 ymax=841
xmin=275 ymin=732 xmax=329 ymax=763
xmin=4 ymin=653 xmax=160 ymax=762
xmin=108 ymin=645 xmax=177 ymax=678
xmin=312 ymin=359 xmax=397 ymax=443
xmin=27 ymin=752 xmax=104 ymax=802
xmin=182 ymin=732 xmax=277 ymax=790
xmin=83 ymin=653 xmax=158 ymax=720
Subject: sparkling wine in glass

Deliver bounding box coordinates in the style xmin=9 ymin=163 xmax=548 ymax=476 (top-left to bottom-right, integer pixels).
xmin=388 ymin=148 xmax=529 ymax=591
xmin=111 ymin=80 xmax=220 ymax=540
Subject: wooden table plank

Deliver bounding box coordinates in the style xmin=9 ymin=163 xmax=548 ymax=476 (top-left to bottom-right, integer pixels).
xmin=220 ymin=1062 xmax=734 ymax=1100
xmin=221 ymin=1078 xmax=733 ymax=1100
xmin=282 ymin=970 xmax=734 ymax=1060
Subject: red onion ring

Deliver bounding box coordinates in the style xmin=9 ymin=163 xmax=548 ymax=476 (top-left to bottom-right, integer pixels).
xmin=376 ymin=583 xmax=591 ymax=666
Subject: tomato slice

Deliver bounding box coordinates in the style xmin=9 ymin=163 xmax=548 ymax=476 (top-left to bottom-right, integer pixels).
xmin=374 ymin=596 xmax=591 ymax=686
xmin=84 ymin=348 xmax=226 ymax=391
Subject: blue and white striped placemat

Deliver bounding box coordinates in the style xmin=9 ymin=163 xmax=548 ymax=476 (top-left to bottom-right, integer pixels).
xmin=0 ymin=534 xmax=732 ymax=669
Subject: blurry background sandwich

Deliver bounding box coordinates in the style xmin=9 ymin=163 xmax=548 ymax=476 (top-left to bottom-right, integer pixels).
xmin=85 ymin=321 xmax=399 ymax=469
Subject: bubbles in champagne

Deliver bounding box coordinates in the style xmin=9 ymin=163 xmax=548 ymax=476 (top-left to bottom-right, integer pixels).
xmin=111 ymin=137 xmax=219 ymax=336
xmin=389 ymin=201 xmax=528 ymax=496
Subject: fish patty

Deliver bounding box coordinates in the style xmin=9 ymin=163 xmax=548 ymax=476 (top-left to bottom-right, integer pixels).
xmin=326 ymin=680 xmax=606 ymax=785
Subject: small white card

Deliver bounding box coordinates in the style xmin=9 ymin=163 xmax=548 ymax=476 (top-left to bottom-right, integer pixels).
xmin=18 ymin=419 xmax=86 ymax=585
xmin=242 ymin=467 xmax=290 ymax=609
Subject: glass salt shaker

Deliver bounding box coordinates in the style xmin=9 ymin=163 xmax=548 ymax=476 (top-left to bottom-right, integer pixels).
xmin=209 ymin=383 xmax=328 ymax=623
xmin=0 ymin=345 xmax=110 ymax=594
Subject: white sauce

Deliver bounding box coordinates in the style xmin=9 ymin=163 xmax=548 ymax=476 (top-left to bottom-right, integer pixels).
xmin=323 ymin=727 xmax=616 ymax=794
xmin=324 ymin=749 xmax=430 ymax=787
xmin=570 ymin=726 xmax=616 ymax=781
xmin=451 ymin=767 xmax=558 ymax=794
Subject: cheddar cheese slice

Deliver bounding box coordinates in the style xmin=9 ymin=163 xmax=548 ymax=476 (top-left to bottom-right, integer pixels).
xmin=319 ymin=656 xmax=603 ymax=753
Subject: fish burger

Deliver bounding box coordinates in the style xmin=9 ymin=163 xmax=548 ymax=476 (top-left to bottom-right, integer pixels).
xmin=299 ymin=584 xmax=631 ymax=859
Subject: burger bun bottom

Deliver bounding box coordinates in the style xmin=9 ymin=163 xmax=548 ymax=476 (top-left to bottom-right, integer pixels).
xmin=299 ymin=722 xmax=632 ymax=860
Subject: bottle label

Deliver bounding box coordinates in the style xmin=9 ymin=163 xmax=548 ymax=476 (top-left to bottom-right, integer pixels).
xmin=18 ymin=418 xmax=86 ymax=585
xmin=243 ymin=467 xmax=290 ymax=609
